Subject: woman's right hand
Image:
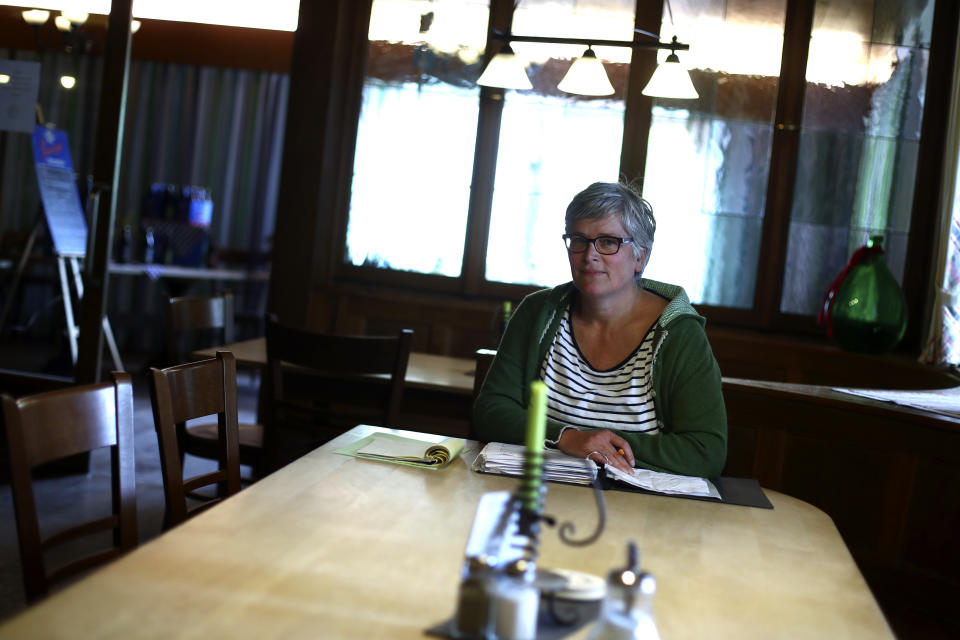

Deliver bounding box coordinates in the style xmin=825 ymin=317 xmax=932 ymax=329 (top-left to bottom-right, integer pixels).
xmin=557 ymin=428 xmax=635 ymax=473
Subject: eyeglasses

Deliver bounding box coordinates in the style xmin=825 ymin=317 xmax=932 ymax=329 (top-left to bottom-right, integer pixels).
xmin=562 ymin=234 xmax=635 ymax=255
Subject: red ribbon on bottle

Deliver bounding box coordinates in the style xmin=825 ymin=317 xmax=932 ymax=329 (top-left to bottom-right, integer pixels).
xmin=818 ymin=243 xmax=885 ymax=337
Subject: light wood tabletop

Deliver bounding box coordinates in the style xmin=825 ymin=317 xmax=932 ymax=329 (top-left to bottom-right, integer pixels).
xmin=108 ymin=262 xmax=270 ymax=281
xmin=192 ymin=337 xmax=476 ymax=395
xmin=0 ymin=425 xmax=892 ymax=639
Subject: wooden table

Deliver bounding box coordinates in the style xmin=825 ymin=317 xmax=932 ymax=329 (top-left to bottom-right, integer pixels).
xmin=193 ymin=337 xmax=475 ymax=395
xmin=0 ymin=425 xmax=892 ymax=638
xmin=194 ymin=338 xmax=476 ymax=436
xmin=108 ymin=262 xmax=270 ymax=282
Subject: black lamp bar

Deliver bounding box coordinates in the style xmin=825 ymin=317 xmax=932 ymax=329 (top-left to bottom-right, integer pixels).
xmin=491 ymin=30 xmax=690 ymax=52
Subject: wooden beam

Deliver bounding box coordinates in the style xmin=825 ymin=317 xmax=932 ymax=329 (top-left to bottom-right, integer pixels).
xmin=619 ymin=0 xmax=663 ymax=186
xmin=267 ymin=0 xmax=373 ymax=327
xmin=903 ymin=0 xmax=960 ymax=350
xmin=753 ymin=0 xmax=815 ymax=325
xmin=460 ymin=0 xmax=515 ymax=295
xmin=75 ymin=0 xmax=132 ymax=384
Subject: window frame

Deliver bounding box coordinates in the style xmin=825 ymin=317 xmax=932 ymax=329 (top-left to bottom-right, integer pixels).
xmin=330 ymin=0 xmax=957 ymax=352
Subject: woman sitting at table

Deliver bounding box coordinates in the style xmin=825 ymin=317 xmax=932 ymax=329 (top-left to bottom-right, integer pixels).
xmin=474 ymin=181 xmax=727 ymax=478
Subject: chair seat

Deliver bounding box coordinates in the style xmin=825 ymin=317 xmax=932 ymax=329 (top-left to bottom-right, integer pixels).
xmin=184 ymin=422 xmax=263 ymax=467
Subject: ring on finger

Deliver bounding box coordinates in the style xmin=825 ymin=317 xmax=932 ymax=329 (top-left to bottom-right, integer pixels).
xmin=586 ymin=450 xmax=609 ymax=465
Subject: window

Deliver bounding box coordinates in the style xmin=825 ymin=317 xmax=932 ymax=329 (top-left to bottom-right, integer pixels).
xmin=346 ymin=0 xmax=489 ymax=276
xmin=485 ymin=0 xmax=635 ymax=287
xmin=340 ymin=0 xmax=946 ymax=341
xmin=642 ymin=0 xmax=786 ymax=309
xmin=781 ymin=0 xmax=933 ymax=315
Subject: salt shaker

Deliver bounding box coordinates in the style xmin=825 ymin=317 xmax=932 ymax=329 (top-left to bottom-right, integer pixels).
xmin=588 ymin=542 xmax=661 ymax=640
xmin=492 ymin=559 xmax=539 ymax=640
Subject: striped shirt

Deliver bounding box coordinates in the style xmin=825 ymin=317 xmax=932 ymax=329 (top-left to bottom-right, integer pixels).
xmin=540 ymin=305 xmax=659 ymax=434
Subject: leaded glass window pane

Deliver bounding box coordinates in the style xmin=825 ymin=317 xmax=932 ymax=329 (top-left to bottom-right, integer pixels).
xmin=641 ymin=0 xmax=786 ymax=309
xmin=346 ymin=0 xmax=488 ymax=276
xmin=484 ymin=0 xmax=634 ymax=287
xmin=780 ymin=0 xmax=934 ymax=315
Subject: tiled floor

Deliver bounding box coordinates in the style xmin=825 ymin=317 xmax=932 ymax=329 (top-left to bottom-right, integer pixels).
xmin=0 ymin=355 xmax=259 ymax=623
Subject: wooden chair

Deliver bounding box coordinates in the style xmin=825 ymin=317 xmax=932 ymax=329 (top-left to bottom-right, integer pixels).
xmin=164 ymin=291 xmax=263 ymax=472
xmin=261 ymin=318 xmax=413 ymax=475
xmin=149 ymin=351 xmax=242 ymax=528
xmin=1 ymin=372 xmax=137 ymax=603
xmin=471 ymin=349 xmax=497 ymax=440
xmin=0 ymin=369 xmax=76 ymax=482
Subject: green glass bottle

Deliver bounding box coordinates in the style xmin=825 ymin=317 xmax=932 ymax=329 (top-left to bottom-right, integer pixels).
xmin=832 ymin=236 xmax=908 ymax=353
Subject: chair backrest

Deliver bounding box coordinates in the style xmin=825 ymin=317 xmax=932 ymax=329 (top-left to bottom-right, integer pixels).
xmin=262 ymin=318 xmax=413 ymax=473
xmin=471 ymin=349 xmax=497 ymax=440
xmin=0 ymin=369 xmax=76 ymax=482
xmin=149 ymin=351 xmax=242 ymax=528
xmin=164 ymin=291 xmax=235 ymax=364
xmin=1 ymin=372 xmax=137 ymax=603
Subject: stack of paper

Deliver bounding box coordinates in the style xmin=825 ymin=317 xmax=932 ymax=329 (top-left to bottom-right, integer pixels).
xmin=833 ymin=386 xmax=960 ymax=417
xmin=473 ymin=441 xmax=720 ymax=500
xmin=472 ymin=442 xmax=597 ymax=485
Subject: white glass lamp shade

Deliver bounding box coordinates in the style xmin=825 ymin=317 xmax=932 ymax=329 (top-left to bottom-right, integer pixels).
xmin=59 ymin=75 xmax=76 ymax=89
xmin=557 ymin=48 xmax=615 ymax=97
xmin=642 ymin=52 xmax=699 ymax=99
xmin=61 ymin=11 xmax=89 ymax=26
xmin=131 ymin=19 xmax=142 ymax=34
xmin=21 ymin=10 xmax=50 ymax=26
xmin=477 ymin=44 xmax=532 ymax=91
xmin=54 ymin=15 xmax=72 ymax=31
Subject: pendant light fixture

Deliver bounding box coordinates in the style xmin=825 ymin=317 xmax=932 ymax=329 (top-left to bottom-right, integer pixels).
xmin=641 ymin=36 xmax=698 ymax=99
xmin=556 ymin=46 xmax=615 ymax=96
xmin=476 ymin=0 xmax=697 ymax=99
xmin=21 ymin=9 xmax=50 ymax=27
xmin=476 ymin=42 xmax=532 ymax=91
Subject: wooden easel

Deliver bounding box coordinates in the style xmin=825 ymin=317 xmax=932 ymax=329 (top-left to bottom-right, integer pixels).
xmin=0 ymin=110 xmax=123 ymax=372
xmin=59 ymin=254 xmax=123 ymax=370
xmin=0 ymin=222 xmax=123 ymax=373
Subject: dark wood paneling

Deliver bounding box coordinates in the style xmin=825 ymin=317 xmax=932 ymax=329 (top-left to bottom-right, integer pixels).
xmin=778 ymin=435 xmax=901 ymax=552
xmin=903 ymin=460 xmax=960 ymax=576
xmin=708 ymin=325 xmax=959 ymax=388
xmin=723 ymin=422 xmax=760 ymax=478
xmin=307 ymin=284 xmax=960 ymax=387
xmin=323 ymin=285 xmax=501 ymax=358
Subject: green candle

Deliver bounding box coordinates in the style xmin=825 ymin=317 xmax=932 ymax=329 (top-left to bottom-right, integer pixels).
xmin=525 ymin=381 xmax=547 ymax=453
xmin=520 ymin=381 xmax=547 ymax=514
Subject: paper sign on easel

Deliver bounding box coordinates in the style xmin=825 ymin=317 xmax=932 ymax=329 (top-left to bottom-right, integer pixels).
xmin=31 ymin=125 xmax=88 ymax=257
xmin=27 ymin=126 xmax=122 ymax=371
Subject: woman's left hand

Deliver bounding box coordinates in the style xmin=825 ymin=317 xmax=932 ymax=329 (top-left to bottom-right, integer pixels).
xmin=557 ymin=428 xmax=635 ymax=473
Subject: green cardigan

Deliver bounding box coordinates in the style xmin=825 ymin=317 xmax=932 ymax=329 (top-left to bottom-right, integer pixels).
xmin=473 ymin=280 xmax=728 ymax=478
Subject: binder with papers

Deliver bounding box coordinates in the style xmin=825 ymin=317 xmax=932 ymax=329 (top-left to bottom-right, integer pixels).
xmin=472 ymin=442 xmax=773 ymax=508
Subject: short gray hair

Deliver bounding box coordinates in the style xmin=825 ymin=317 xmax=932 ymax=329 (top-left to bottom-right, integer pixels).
xmin=565 ymin=181 xmax=656 ymax=268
